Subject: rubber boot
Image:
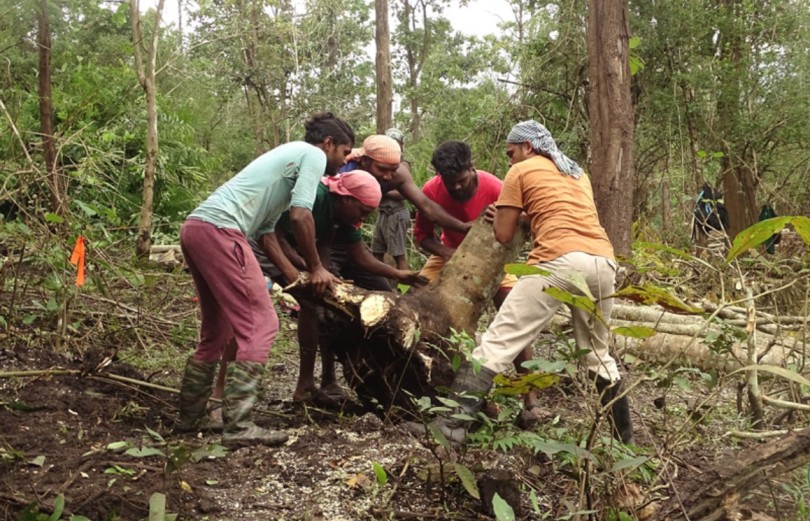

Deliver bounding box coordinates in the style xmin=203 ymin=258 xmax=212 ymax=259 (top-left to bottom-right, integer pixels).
xmin=595 ymin=376 xmax=634 ymax=444
xmin=222 ymin=361 xmax=289 ymax=448
xmin=177 ymin=357 xmax=218 ymax=432
xmin=406 ymin=362 xmax=496 ymax=445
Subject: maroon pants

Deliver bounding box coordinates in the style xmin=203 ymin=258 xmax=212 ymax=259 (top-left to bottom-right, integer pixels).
xmin=180 ymin=219 xmax=279 ymax=363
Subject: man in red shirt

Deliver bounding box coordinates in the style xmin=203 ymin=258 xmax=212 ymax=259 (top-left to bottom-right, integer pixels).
xmin=414 ymin=140 xmax=541 ymax=419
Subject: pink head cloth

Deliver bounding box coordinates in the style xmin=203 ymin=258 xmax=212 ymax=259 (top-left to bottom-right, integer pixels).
xmin=321 ymin=169 xmax=382 ymax=208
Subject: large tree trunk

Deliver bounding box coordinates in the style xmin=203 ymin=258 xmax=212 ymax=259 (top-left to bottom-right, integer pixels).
xmin=716 ymin=0 xmax=758 ymax=238
xmin=286 ymin=217 xmax=528 ymax=411
xmin=586 ymin=0 xmax=636 ymax=257
xmin=36 ymin=0 xmax=63 ymax=216
xmin=375 ymin=0 xmax=393 ymax=133
xmin=651 ymin=427 xmax=810 ymax=521
xmin=131 ymin=0 xmax=165 ymax=259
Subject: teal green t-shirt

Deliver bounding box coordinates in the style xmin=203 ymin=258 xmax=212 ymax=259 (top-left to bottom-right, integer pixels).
xmin=188 ymin=142 xmax=327 ymax=238
xmin=277 ymin=182 xmax=362 ymax=245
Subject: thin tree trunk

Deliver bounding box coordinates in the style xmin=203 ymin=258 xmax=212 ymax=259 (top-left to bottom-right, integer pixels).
xmin=36 ymin=0 xmax=63 ymax=215
xmin=375 ymin=0 xmax=393 ymax=134
xmin=131 ymin=0 xmax=165 ymax=258
xmin=586 ymin=0 xmax=636 ymax=256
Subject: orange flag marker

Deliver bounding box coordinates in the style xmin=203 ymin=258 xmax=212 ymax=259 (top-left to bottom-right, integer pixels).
xmin=70 ymin=236 xmax=86 ymax=287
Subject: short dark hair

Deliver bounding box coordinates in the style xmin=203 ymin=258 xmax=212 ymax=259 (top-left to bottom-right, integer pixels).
xmin=304 ymin=112 xmax=355 ymax=146
xmin=431 ymin=141 xmax=472 ymax=179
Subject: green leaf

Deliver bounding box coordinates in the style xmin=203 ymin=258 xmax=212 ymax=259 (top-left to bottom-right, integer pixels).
xmin=125 ymin=447 xmax=165 ymax=458
xmin=493 ymin=373 xmax=559 ymax=396
xmin=436 ymin=396 xmax=460 ymax=408
xmin=75 ymin=200 xmax=98 ymax=217
xmin=148 ymin=492 xmax=166 ymax=521
xmin=790 ymin=216 xmax=810 ymax=245
xmin=29 ymin=455 xmax=46 ymax=467
xmin=453 ymin=463 xmax=480 ymax=499
xmin=191 ymin=443 xmax=228 ymax=462
xmin=729 ymin=365 xmax=810 ymax=387
xmin=504 ymin=263 xmax=551 ymax=277
xmin=44 ymin=212 xmax=64 ymax=224
xmin=530 ymin=489 xmax=541 ymax=513
xmin=106 ymin=441 xmax=130 ymax=452
xmin=492 ymin=492 xmax=516 ymax=521
xmin=611 ymin=456 xmax=649 ymax=472
xmin=145 ymin=426 xmax=165 ymax=444
xmin=520 ymin=359 xmax=568 ymax=373
xmin=560 ymin=271 xmax=595 ymax=300
xmin=611 ymin=285 xmax=702 ymax=314
xmin=47 ymin=494 xmax=65 ymax=521
xmin=428 ymin=423 xmax=451 ymax=449
xmin=70 ymin=516 xmax=92 ymax=521
xmin=544 ymin=287 xmax=600 ymax=319
xmin=725 ymin=217 xmax=792 ymax=264
xmin=612 ymin=326 xmax=657 ymax=339
xmin=635 ymin=241 xmax=698 ymax=262
xmin=527 ymin=437 xmax=592 ymax=459
xmin=371 ymin=462 xmax=388 ymax=486
xmin=628 ymin=36 xmax=641 ymax=50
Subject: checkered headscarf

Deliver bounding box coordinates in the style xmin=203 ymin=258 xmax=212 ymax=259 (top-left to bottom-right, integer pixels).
xmin=506 ymin=120 xmax=583 ymax=179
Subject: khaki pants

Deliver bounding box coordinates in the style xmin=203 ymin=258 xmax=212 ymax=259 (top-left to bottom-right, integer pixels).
xmin=471 ymin=251 xmax=621 ymax=382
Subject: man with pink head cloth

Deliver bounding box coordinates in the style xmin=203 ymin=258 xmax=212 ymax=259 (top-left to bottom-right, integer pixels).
xmin=263 ymin=169 xmax=428 ymax=405
xmin=210 ymin=170 xmax=427 ymax=410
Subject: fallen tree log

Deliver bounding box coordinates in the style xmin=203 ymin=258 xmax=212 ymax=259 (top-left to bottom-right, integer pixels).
xmin=650 ymin=427 xmax=810 ymax=521
xmin=610 ymin=303 xmax=804 ymax=371
xmin=286 ymin=216 xmax=528 ymax=411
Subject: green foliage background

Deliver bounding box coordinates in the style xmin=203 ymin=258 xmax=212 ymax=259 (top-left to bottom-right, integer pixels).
xmin=1 ymin=0 xmax=808 ymax=241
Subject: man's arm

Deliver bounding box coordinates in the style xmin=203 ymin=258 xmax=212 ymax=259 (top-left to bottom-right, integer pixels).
xmin=395 ymin=172 xmax=471 ymax=234
xmin=493 ymin=206 xmax=523 ymax=244
xmin=345 ymin=241 xmax=428 ymax=287
xmin=289 ymin=206 xmax=338 ymax=295
xmin=260 ymin=232 xmax=301 ymax=285
xmin=419 ymin=235 xmax=456 ymax=262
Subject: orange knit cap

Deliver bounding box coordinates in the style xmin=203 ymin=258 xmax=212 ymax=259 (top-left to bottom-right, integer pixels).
xmin=347 ymin=135 xmax=402 ymax=166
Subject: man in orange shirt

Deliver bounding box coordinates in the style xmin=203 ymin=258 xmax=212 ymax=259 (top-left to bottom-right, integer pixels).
xmin=411 ymin=120 xmax=633 ymax=445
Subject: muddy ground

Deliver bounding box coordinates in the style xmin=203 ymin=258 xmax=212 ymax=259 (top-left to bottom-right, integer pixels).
xmin=0 ymin=268 xmax=807 ymax=521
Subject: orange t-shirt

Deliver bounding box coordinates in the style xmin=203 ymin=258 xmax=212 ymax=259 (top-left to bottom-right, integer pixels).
xmin=497 ymin=155 xmax=614 ymax=263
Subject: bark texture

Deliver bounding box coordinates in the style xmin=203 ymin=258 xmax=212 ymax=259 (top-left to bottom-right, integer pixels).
xmin=37 ymin=0 xmax=63 ymax=215
xmin=131 ymin=0 xmax=165 ymax=258
xmin=375 ymin=0 xmax=393 ymax=134
xmin=587 ymin=0 xmax=636 ymax=256
xmin=651 ymin=427 xmax=810 ymax=521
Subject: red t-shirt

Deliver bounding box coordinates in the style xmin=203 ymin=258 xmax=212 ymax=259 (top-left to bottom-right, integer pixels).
xmin=414 ymin=170 xmax=502 ymax=249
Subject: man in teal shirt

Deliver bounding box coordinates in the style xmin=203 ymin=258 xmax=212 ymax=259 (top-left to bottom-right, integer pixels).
xmin=178 ymin=112 xmax=355 ymax=447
